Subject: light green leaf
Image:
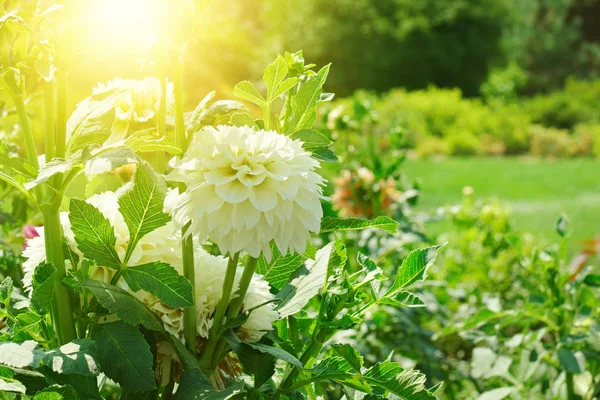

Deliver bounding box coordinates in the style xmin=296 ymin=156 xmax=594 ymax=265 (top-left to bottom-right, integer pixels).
xmin=66 ymin=92 xmax=119 ymax=156
xmin=284 ymin=64 xmax=330 ymax=133
xmin=25 ymin=159 xmax=75 ymax=190
xmin=331 ymin=344 xmax=364 ymax=373
xmin=364 ymin=363 xmax=435 ymax=400
xmin=84 ymin=147 xmax=139 ymax=176
xmin=69 ymin=199 xmax=122 ymax=269
xmin=256 ymin=244 xmax=303 ymax=290
xmin=290 ymin=129 xmax=332 ymax=148
xmin=0 ymin=377 xmax=26 ymax=394
xmin=276 ymin=243 xmax=333 ymax=318
xmin=264 ymin=56 xmax=288 ymax=101
xmin=33 ymin=385 xmax=78 ymax=400
xmin=476 ymin=387 xmax=517 ymax=400
xmin=118 ymin=163 xmax=171 ymax=264
xmin=385 ymin=245 xmax=444 ymax=297
xmin=94 ymin=321 xmax=156 ymax=392
xmin=81 ymin=280 xmax=164 ymax=331
xmin=186 ymin=91 xmax=216 ymax=132
xmin=0 ymin=341 xmax=45 ymax=368
xmin=31 ymin=262 xmax=56 ymax=314
xmin=272 ymin=78 xmax=298 ymax=100
xmin=230 ymin=112 xmax=257 ymax=128
xmin=41 ymin=339 xmax=99 ymax=376
xmin=320 ymin=216 xmax=398 ymax=234
xmin=0 ymin=144 xmax=37 ymax=203
xmin=13 ymin=312 xmax=43 ymax=341
xmin=308 ymin=357 xmax=370 ymax=392
xmin=380 ymin=291 xmax=425 ymax=308
xmin=0 ymin=277 xmax=13 ymax=304
xmin=122 ymin=261 xmax=194 ymax=308
xmin=234 ymin=81 xmax=266 ymax=108
xmin=246 ymin=342 xmax=302 ymax=369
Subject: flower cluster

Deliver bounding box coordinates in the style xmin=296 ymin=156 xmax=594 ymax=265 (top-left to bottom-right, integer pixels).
xmin=22 ymin=189 xmax=277 ymax=342
xmin=166 ymin=125 xmax=325 ymax=260
xmin=332 ymin=167 xmax=403 ymax=218
xmin=93 ymin=78 xmax=174 ymax=124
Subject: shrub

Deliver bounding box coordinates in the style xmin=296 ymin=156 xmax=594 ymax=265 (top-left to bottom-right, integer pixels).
xmin=445 ymin=133 xmax=480 ymax=156
xmin=528 ymin=124 xmax=573 ymax=157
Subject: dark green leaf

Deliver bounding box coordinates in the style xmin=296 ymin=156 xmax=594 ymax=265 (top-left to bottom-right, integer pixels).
xmin=31 ymin=262 xmax=56 ymax=314
xmin=557 ymin=348 xmax=581 ymax=373
xmin=41 ymin=339 xmax=99 ymax=376
xmin=256 ymin=244 xmax=303 ymax=290
xmin=33 ymin=385 xmax=77 ymax=399
xmin=94 ymin=321 xmax=156 ymax=392
xmin=175 ymin=370 xmax=244 ymax=400
xmin=81 ymin=280 xmax=164 ymax=331
xmin=0 ymin=341 xmax=45 ymax=368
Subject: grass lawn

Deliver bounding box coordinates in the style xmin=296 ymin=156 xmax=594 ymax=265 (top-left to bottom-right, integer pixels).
xmin=403 ymin=157 xmax=600 ymax=253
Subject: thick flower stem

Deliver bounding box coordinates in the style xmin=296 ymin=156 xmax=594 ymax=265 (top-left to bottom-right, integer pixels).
xmin=13 ymin=94 xmax=39 ymax=170
xmin=41 ymin=204 xmax=77 ymax=345
xmin=566 ymin=372 xmax=576 ymax=400
xmin=44 ymin=82 xmax=55 ymax=161
xmin=198 ymin=253 xmax=239 ymax=371
xmin=226 ymin=256 xmax=258 ymax=318
xmin=181 ymin=230 xmax=196 ymax=351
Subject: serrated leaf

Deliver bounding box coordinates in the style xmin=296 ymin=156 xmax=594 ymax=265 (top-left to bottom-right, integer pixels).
xmin=223 ymin=332 xmax=275 ymax=389
xmin=69 ymin=199 xmax=122 ymax=269
xmin=357 ymin=252 xmax=385 ymax=294
xmin=122 ymin=261 xmax=193 ymax=308
xmin=234 ymin=81 xmax=266 ymax=107
xmin=41 ymin=339 xmax=99 ymax=376
xmin=118 ymin=163 xmax=171 ymax=263
xmin=379 ymin=291 xmax=425 ymax=308
xmin=13 ymin=312 xmax=43 ymax=341
xmin=81 ymin=280 xmax=164 ymax=331
xmin=174 ymin=370 xmax=244 ymax=400
xmin=94 ymin=321 xmax=156 ymax=392
xmin=66 ymin=93 xmax=118 ymax=156
xmin=385 ymin=245 xmax=443 ymax=297
xmin=0 ymin=146 xmax=38 ymax=203
xmin=276 ymin=243 xmax=333 ymax=318
xmin=291 ymin=129 xmax=332 ymax=148
xmin=31 ymin=262 xmax=56 ymax=314
xmin=33 ymin=384 xmax=78 ymax=399
xmin=320 ymin=216 xmax=398 ymax=234
xmin=364 ymin=363 xmax=435 ymax=400
xmin=0 ymin=341 xmax=44 ymax=368
xmin=84 ymin=147 xmax=139 ymax=176
xmin=284 ymin=64 xmax=330 ymax=133
xmin=332 ymin=344 xmax=364 ymax=373
xmin=0 ymin=377 xmax=26 ymax=394
xmin=0 ymin=277 xmax=13 ymax=304
xmin=264 ymin=56 xmax=288 ymax=101
xmin=39 ymin=366 xmax=101 ymax=399
xmin=256 ymin=244 xmax=303 ymax=290
xmin=25 ymin=159 xmax=75 ymax=190
xmin=309 ymin=357 xmax=370 ymax=392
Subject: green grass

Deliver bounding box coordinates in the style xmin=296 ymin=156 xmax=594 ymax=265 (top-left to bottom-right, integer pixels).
xmin=404 ymin=157 xmax=600 ymax=252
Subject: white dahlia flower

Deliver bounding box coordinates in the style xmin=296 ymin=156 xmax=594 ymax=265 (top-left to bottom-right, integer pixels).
xmin=167 ymin=125 xmax=325 ymax=260
xmin=93 ymin=78 xmax=174 ymax=123
xmin=194 ymin=248 xmax=279 ymax=343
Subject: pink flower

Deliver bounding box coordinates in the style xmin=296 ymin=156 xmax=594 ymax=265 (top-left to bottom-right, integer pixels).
xmin=23 ymin=224 xmax=40 ymax=250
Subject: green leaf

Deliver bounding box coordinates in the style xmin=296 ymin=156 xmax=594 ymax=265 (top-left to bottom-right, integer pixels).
xmin=94 ymin=321 xmax=156 ymax=392
xmin=331 ymin=344 xmax=364 ymax=373
xmin=320 ymin=216 xmax=398 ymax=234
xmin=69 ymin=199 xmax=122 ymax=269
xmin=39 ymin=367 xmax=101 ymax=399
xmin=256 ymin=244 xmax=303 ymax=290
xmin=272 ymin=78 xmax=298 ymax=100
xmin=122 ymin=261 xmax=194 ymax=308
xmin=264 ymin=56 xmax=288 ymax=100
xmin=0 ymin=145 xmax=37 ymax=203
xmin=24 ymin=159 xmax=75 ymax=190
xmin=13 ymin=312 xmax=44 ymax=341
xmin=284 ymin=64 xmax=330 ymax=133
xmin=31 ymin=262 xmax=56 ymax=314
xmin=0 ymin=341 xmax=45 ymax=368
xmin=123 ymin=129 xmax=182 ymax=155
xmin=174 ymin=370 xmax=244 ymax=400
xmin=84 ymin=147 xmax=139 ymax=176
xmin=308 ymin=357 xmax=370 ymax=392
xmin=33 ymin=385 xmax=78 ymax=399
xmin=66 ymin=93 xmax=118 ymax=156
xmin=186 ymin=91 xmax=216 ymax=132
xmin=81 ymin=280 xmax=164 ymax=331
xmin=233 ymin=81 xmax=266 ymax=108
xmin=357 ymin=252 xmax=385 ymax=294
xmin=0 ymin=277 xmax=13 ymax=305
xmin=118 ymin=163 xmax=171 ymax=264
xmin=557 ymin=348 xmax=581 ymax=373
xmin=364 ymin=363 xmax=435 ymax=400
xmin=223 ymin=332 xmax=275 ymax=389
xmin=230 ymin=112 xmax=257 ymax=128
xmin=246 ymin=342 xmax=302 ymax=369
xmin=276 ymin=243 xmax=333 ymax=318
xmin=379 ymin=291 xmax=425 ymax=308
xmin=290 ymin=129 xmax=332 ymax=148
xmin=0 ymin=377 xmax=26 ymax=394
xmin=583 ymin=273 xmax=600 ymax=287
xmin=385 ymin=245 xmax=444 ymax=297
xmin=310 ymin=147 xmax=337 ymax=162
xmin=41 ymin=339 xmax=99 ymax=376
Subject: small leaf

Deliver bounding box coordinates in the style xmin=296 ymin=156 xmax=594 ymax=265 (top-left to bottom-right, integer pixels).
xmin=583 ymin=273 xmax=600 ymax=287
xmin=13 ymin=312 xmax=44 ymax=341
xmin=118 ymin=163 xmax=171 ymax=263
xmin=332 ymin=344 xmax=364 ymax=373
xmin=94 ymin=321 xmax=156 ymax=392
xmin=25 ymin=159 xmax=75 ymax=190
xmin=122 ymin=261 xmax=194 ymax=308
xmin=41 ymin=339 xmax=100 ymax=376
xmin=556 ymin=214 xmax=570 ymax=237
xmin=223 ymin=332 xmax=275 ymax=389
xmin=290 ymin=129 xmax=332 ymax=148
xmin=0 ymin=277 xmax=13 ymax=304
xmin=364 ymin=363 xmax=435 ymax=400
xmin=234 ymin=81 xmax=266 ymax=107
xmin=284 ymin=64 xmax=330 ymax=133
xmin=81 ymin=280 xmax=164 ymax=331
xmin=557 ymin=348 xmax=581 ymax=373
xmin=264 ymin=56 xmax=288 ymax=101
xmin=33 ymin=385 xmax=78 ymax=400
xmin=69 ymin=199 xmax=122 ymax=269
xmin=320 ymin=216 xmax=398 ymax=234
xmin=246 ymin=342 xmax=302 ymax=369
xmin=31 ymin=262 xmax=56 ymax=314
xmin=276 ymin=243 xmax=333 ymax=318
xmin=84 ymin=147 xmax=139 ymax=176
xmin=256 ymin=244 xmax=303 ymax=290
xmin=385 ymin=245 xmax=444 ymax=297
xmin=380 ymin=291 xmax=425 ymax=308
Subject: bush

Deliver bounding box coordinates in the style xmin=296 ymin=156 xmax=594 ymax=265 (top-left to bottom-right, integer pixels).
xmin=445 ymin=133 xmax=480 ymax=156
xmin=528 ymin=124 xmax=574 ymax=157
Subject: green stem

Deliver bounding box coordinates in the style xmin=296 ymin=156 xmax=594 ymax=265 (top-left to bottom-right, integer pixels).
xmin=41 ymin=204 xmax=77 ymax=344
xmin=181 ymin=231 xmax=196 ymax=352
xmin=566 ymin=372 xmax=576 ymax=400
xmin=55 ymin=58 xmax=68 ymax=160
xmin=198 ymin=253 xmax=239 ymax=370
xmin=12 ymin=94 xmax=39 ymax=170
xmin=263 ymin=103 xmax=271 ymax=130
xmin=226 ymin=257 xmax=257 ymax=318
xmin=44 ymin=82 xmax=55 ymax=161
